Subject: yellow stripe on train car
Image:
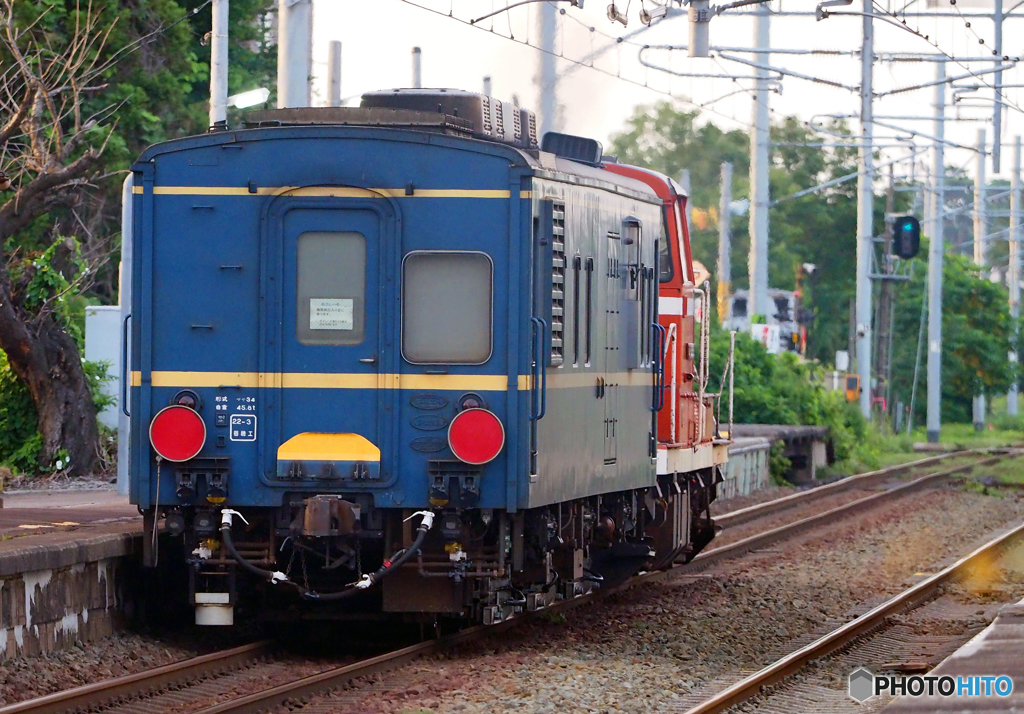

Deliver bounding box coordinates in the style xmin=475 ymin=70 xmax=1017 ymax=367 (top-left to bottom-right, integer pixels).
xmin=132 ymin=186 xmax=514 ymax=198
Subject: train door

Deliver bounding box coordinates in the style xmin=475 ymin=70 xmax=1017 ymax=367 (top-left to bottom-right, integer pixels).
xmin=261 ymin=200 xmax=396 ymax=484
xmin=603 ymin=230 xmax=621 ymax=465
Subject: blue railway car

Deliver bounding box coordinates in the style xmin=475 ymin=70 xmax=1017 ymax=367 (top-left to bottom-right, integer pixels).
xmin=126 ymin=90 xmax=719 ymax=625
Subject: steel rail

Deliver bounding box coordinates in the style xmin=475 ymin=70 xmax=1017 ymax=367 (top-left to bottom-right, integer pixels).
xmin=0 ymin=640 xmax=274 ymax=714
xmin=180 ymin=453 xmax=1016 ymax=714
xmin=681 ymin=520 xmax=1024 ymax=714
xmin=11 ymin=450 xmax=1016 ymax=714
xmin=715 ymin=449 xmax=983 ymax=529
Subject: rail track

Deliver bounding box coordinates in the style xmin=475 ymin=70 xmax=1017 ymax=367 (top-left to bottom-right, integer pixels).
xmin=5 ymin=448 xmax=1015 ymax=714
xmin=680 ymin=518 xmax=1024 ymax=714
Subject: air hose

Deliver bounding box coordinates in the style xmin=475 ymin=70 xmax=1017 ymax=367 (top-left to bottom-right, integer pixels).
xmin=219 ymin=508 xmax=436 ymax=601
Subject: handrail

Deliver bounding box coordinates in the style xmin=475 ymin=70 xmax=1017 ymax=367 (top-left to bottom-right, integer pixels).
xmin=121 ymin=314 xmax=131 ymax=417
xmin=652 ymin=323 xmax=667 ymax=411
xmin=529 ymin=317 xmax=548 ymax=421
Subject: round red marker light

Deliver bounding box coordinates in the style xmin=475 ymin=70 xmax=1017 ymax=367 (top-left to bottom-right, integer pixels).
xmin=149 ymin=405 xmax=206 ymax=462
xmin=448 ymin=408 xmax=505 ymax=465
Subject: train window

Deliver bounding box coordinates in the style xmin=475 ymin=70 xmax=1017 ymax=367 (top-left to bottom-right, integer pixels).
xmin=402 ymin=251 xmax=493 ymax=364
xmin=572 ymin=255 xmax=582 ymax=366
xmin=660 ymin=206 xmax=676 ymax=283
xmin=296 ymin=231 xmax=366 ymax=346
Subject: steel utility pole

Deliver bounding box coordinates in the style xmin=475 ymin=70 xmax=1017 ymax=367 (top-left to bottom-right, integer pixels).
xmin=748 ymin=4 xmax=771 ymax=322
xmin=927 ymin=60 xmax=946 ymax=443
xmin=538 ymin=2 xmax=558 ymax=136
xmin=973 ymin=128 xmax=987 ymax=431
xmin=277 ymin=0 xmax=312 ymax=108
xmin=855 ymin=0 xmax=874 ymax=418
xmin=993 ymin=0 xmax=1004 ymax=172
xmin=1010 ymin=136 xmax=1022 ymax=415
xmin=208 ymin=0 xmax=228 ymax=127
xmin=412 ymin=47 xmax=422 ymax=88
xmin=875 ymin=168 xmax=896 ymax=420
xmin=327 ymin=40 xmax=341 ymax=107
xmin=718 ymin=162 xmax=733 ymax=322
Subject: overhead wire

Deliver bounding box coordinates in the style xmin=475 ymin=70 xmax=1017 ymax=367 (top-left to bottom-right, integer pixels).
xmin=870 ymin=0 xmax=1024 ymax=115
xmin=396 ymin=0 xmax=760 ymax=129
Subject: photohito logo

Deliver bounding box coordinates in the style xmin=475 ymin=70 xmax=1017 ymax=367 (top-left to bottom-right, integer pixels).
xmin=848 ymin=668 xmax=1014 ymax=703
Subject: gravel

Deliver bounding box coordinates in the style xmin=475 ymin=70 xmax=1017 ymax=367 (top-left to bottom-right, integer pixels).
xmin=288 ymin=486 xmax=1024 ymax=714
xmin=0 ymin=632 xmax=211 ymax=705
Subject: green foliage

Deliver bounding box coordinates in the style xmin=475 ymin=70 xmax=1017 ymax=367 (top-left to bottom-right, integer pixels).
xmin=0 ymin=352 xmax=42 ymax=474
xmin=768 ymin=441 xmax=792 ymax=486
xmin=709 ymin=330 xmax=868 ymax=465
xmin=889 ymin=251 xmax=1014 ymax=424
xmin=0 ymin=354 xmax=114 ymax=475
xmin=609 ymin=104 xmax=901 ymax=367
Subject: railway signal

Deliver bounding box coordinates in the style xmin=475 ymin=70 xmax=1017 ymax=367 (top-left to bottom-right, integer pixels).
xmin=892 ymin=216 xmax=920 ymax=260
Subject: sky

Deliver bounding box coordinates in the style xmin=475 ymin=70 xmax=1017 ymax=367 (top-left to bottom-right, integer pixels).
xmin=308 ymin=0 xmax=1024 ymax=185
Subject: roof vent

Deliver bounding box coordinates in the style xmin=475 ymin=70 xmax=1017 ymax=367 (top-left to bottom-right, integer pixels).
xmin=541 ymin=132 xmax=604 ymax=167
xmin=361 ymin=89 xmax=537 ymax=149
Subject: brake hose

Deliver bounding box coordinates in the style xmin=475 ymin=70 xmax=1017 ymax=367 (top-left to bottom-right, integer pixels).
xmin=219 ymin=509 xmax=435 ymax=601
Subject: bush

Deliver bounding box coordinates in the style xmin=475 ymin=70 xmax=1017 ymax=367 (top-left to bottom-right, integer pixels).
xmin=709 ymin=331 xmax=868 ymax=466
xmin=0 ymin=350 xmax=42 ymax=473
xmin=0 ymin=350 xmax=114 ymax=475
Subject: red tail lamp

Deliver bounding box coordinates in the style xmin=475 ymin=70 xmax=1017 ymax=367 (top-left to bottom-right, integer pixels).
xmin=150 ymin=405 xmax=206 ymax=462
xmin=448 ymin=408 xmax=505 ymax=465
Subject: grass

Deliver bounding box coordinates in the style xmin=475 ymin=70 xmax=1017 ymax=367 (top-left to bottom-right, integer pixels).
xmin=964 ymin=454 xmax=1024 ymax=486
xmin=825 ymin=419 xmax=1024 ymax=479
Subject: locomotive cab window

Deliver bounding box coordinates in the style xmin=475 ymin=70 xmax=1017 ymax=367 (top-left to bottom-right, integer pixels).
xmin=402 ymin=251 xmax=493 ymax=364
xmin=296 ymin=231 xmax=366 ymax=346
xmin=660 ymin=207 xmax=676 ymax=283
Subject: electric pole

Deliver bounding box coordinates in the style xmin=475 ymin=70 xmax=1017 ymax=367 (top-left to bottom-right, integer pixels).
xmin=748 ymin=4 xmax=771 ymax=322
xmin=538 ymin=2 xmax=558 ymax=136
xmin=993 ymin=0 xmax=1005 ymax=172
xmin=927 ymin=60 xmax=946 ymax=443
xmin=277 ymin=0 xmax=312 ymax=108
xmin=875 ymin=167 xmax=896 ymax=421
xmin=412 ymin=47 xmax=422 ymax=88
xmin=855 ymin=0 xmax=874 ymax=418
xmin=973 ymin=128 xmax=987 ymax=431
xmin=1010 ymin=136 xmax=1022 ymax=415
xmin=718 ymin=162 xmax=733 ymax=322
xmin=209 ymin=0 xmax=229 ymax=128
xmin=328 ymin=40 xmax=341 ymax=107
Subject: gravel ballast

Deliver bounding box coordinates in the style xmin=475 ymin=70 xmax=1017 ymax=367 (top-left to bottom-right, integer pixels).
xmin=290 ymin=486 xmax=1024 ymax=714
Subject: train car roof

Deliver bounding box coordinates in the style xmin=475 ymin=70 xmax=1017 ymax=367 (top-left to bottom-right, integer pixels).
xmin=133 ymin=123 xmax=659 ymax=203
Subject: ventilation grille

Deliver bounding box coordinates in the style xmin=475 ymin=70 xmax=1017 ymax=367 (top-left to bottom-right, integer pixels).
xmin=551 ymin=203 xmax=566 ymax=367
xmin=524 ymin=111 xmax=538 ymax=149
xmin=513 ymin=110 xmax=522 ymax=144
xmin=481 ymin=95 xmax=493 ymax=134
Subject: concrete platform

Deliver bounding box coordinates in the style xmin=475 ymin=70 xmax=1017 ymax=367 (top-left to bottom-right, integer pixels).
xmin=0 ymin=490 xmax=138 ymax=538
xmin=0 ymin=490 xmax=142 ymax=657
xmin=881 ymin=598 xmax=1024 ymax=712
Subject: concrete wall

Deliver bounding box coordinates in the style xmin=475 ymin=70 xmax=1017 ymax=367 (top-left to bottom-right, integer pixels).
xmin=721 ymin=437 xmax=772 ymax=499
xmin=0 ymin=528 xmax=139 ymax=657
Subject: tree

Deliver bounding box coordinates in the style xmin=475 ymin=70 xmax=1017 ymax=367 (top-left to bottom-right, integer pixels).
xmin=889 ymin=251 xmax=1014 ymax=424
xmin=0 ymin=0 xmax=122 ymax=475
xmin=0 ymin=0 xmax=275 ymax=475
xmin=609 ymin=104 xmax=882 ymax=365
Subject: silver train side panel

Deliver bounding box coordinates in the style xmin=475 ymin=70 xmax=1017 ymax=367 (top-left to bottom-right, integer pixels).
xmin=527 ymin=177 xmax=662 ymax=509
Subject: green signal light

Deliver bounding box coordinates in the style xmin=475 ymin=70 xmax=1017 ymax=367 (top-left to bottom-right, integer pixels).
xmin=903 ymin=222 xmax=914 ymax=231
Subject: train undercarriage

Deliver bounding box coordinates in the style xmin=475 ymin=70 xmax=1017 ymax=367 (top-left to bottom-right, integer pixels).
xmin=157 ymin=467 xmax=721 ymax=625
